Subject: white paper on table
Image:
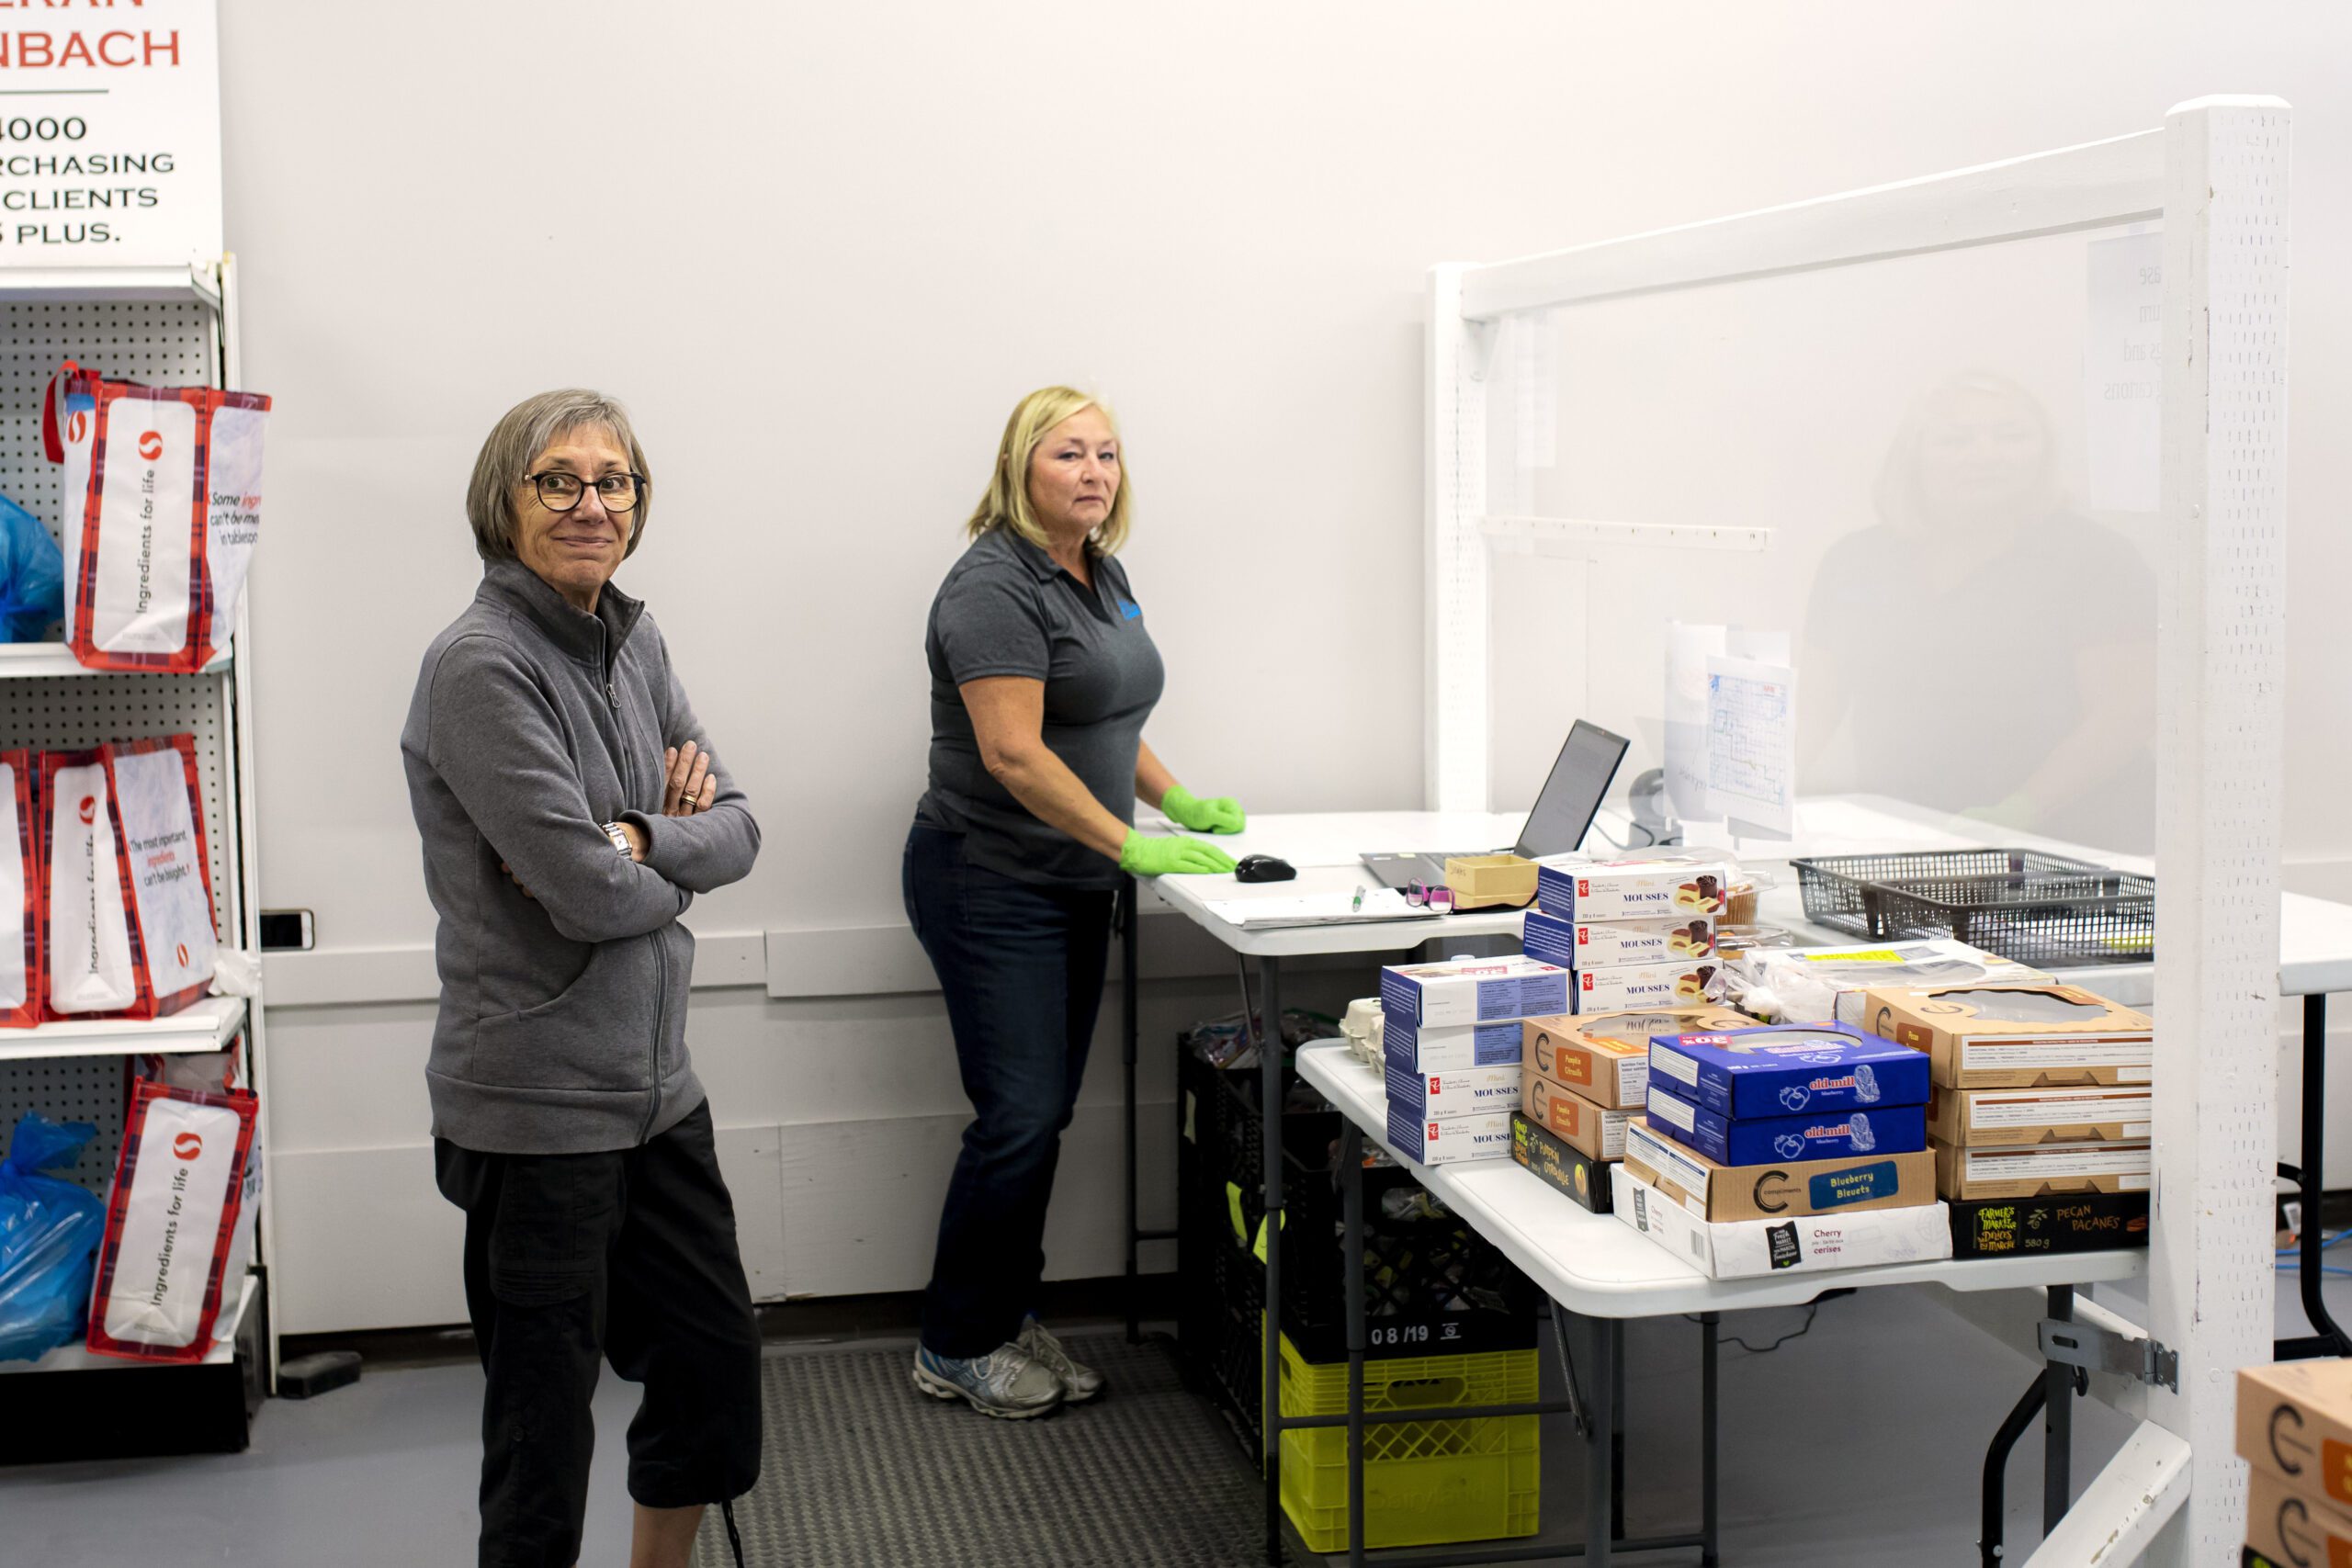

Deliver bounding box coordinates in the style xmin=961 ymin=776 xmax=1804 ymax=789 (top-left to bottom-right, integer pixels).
xmin=2084 ymin=229 xmax=2164 ymax=514
xmin=1200 ymin=890 xmax=1439 ymax=930
xmin=1665 ymin=622 xmax=1727 ymax=824
xmin=1705 ymin=654 xmax=1797 ymax=840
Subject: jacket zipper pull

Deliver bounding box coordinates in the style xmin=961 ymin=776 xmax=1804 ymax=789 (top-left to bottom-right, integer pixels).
xmin=606 ymin=680 xmax=619 ymax=710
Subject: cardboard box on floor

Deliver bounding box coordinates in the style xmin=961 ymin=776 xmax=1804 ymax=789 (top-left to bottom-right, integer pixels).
xmin=1510 ymin=1112 xmax=1612 ymax=1213
xmin=2237 ymin=1358 xmax=2352 ymax=1510
xmin=1611 ymin=1164 xmax=1951 ymax=1279
xmin=1623 ymin=1120 xmax=1935 ymax=1223
xmin=2244 ymin=1471 xmax=2352 ymax=1568
xmin=1523 ymin=1073 xmax=1634 ymax=1160
xmin=1859 ymin=984 xmax=2153 ymax=1088
xmin=1925 ymin=1083 xmax=2154 ymax=1147
xmin=1933 ymin=1139 xmax=2150 ymax=1201
xmin=1523 ymin=1007 xmax=1751 ymax=1111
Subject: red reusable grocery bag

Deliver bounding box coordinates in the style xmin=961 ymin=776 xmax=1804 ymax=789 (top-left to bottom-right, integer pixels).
xmin=41 ymin=360 xmax=270 ymax=672
xmin=0 ymin=750 xmax=37 ymax=1029
xmin=85 ymin=1079 xmax=258 ymax=1363
xmin=40 ymin=736 xmax=217 ymax=1021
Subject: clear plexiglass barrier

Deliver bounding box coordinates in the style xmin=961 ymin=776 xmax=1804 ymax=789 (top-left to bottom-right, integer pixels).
xmin=1481 ymin=220 xmax=2160 ymax=891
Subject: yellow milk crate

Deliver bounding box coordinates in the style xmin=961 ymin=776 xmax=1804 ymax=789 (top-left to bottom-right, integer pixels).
xmin=1275 ymin=1331 xmax=1541 ymax=1553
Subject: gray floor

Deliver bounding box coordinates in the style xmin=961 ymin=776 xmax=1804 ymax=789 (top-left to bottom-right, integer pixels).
xmin=2 ymin=1271 xmax=2346 ymax=1568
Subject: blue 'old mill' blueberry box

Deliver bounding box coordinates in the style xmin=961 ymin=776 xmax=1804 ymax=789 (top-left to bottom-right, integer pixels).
xmin=1644 ymin=1082 xmax=1927 ymax=1167
xmin=1646 ymin=1023 xmax=1929 ymax=1119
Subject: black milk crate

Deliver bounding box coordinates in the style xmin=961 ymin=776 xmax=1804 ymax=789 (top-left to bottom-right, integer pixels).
xmin=1791 ymin=848 xmax=2154 ymax=968
xmin=1176 ymin=1050 xmax=1535 ymax=1444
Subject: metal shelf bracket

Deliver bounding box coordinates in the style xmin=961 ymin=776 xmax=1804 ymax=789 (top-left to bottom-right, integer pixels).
xmin=2040 ymin=1317 xmax=2178 ymax=1392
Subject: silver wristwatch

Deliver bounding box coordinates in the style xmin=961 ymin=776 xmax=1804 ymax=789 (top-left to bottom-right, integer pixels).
xmin=601 ymin=820 xmax=632 ymax=858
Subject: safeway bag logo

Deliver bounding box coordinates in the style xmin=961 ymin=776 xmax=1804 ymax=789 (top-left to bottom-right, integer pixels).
xmin=85 ymin=1082 xmax=259 ymax=1364
xmin=136 ymin=429 xmax=162 ymax=461
xmin=76 ymin=795 xmax=94 ymax=825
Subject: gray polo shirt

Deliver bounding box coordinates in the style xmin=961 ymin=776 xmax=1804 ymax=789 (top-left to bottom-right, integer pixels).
xmin=916 ymin=526 xmax=1164 ymax=888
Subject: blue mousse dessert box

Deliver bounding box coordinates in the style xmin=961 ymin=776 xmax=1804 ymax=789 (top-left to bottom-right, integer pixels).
xmin=1643 ymin=1084 xmax=1928 ymax=1166
xmin=1645 ymin=1023 xmax=1929 ymax=1119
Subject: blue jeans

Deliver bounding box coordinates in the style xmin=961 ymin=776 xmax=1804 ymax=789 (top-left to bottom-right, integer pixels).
xmin=903 ymin=823 xmax=1115 ymax=1357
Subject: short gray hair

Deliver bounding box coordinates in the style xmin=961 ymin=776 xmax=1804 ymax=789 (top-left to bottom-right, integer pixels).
xmin=465 ymin=389 xmax=654 ymax=562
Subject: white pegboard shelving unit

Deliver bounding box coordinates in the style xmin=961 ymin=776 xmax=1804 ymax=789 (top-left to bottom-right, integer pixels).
xmin=0 ymin=257 xmax=276 ymax=1413
xmin=18 ymin=1274 xmax=256 ymax=1376
xmin=1427 ymin=99 xmax=2290 ymax=1568
xmin=0 ymin=997 xmax=244 ymax=1065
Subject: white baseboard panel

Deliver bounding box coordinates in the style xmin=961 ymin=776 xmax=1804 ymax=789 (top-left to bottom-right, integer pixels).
xmin=264 ymin=930 xmax=768 ymax=1009
xmin=271 ymin=1103 xmax=1178 ymax=1335
xmin=260 ymin=913 xmax=1371 ymax=1010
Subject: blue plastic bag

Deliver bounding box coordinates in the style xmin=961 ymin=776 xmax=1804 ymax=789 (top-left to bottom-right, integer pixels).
xmin=0 ymin=1112 xmax=105 ymax=1363
xmin=0 ymin=489 xmax=62 ymax=642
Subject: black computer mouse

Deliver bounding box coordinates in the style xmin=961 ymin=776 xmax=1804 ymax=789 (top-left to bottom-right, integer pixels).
xmin=1233 ymin=854 xmax=1296 ymax=884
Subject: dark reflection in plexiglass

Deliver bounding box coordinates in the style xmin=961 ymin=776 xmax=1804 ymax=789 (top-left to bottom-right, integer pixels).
xmin=1800 ymin=370 xmax=2155 ymax=854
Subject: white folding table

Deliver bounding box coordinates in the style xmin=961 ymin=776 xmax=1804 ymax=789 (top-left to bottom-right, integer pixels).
xmin=1125 ymin=796 xmax=2352 ymax=1563
xmin=1297 ymin=1042 xmax=2143 ymax=1568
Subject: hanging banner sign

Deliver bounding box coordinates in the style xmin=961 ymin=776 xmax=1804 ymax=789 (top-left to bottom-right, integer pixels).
xmin=0 ymin=0 xmax=219 ymax=268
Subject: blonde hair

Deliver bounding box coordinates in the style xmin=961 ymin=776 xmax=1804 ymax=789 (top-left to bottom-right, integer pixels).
xmin=1871 ymin=370 xmax=2059 ymax=532
xmin=964 ymin=386 xmax=1133 ymax=554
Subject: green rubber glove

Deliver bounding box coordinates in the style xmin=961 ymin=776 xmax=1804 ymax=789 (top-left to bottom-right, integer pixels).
xmin=1120 ymin=830 xmax=1238 ymax=876
xmin=1161 ymin=784 xmax=1246 ymax=835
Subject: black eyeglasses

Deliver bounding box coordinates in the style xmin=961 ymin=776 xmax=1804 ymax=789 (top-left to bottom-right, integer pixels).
xmin=524 ymin=470 xmax=646 ymax=513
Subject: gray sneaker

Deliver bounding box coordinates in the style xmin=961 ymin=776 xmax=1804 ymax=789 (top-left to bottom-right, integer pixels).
xmin=1019 ymin=1316 xmax=1105 ymax=1403
xmin=911 ymin=1343 xmax=1065 ymax=1419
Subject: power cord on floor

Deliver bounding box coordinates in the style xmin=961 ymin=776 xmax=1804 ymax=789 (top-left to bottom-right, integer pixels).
xmin=2277 ymin=1229 xmax=2352 ymax=1277
xmin=1686 ymin=1288 xmax=1855 ymax=1354
xmin=721 ymin=1498 xmax=746 ymax=1568
xmin=2276 ymin=1228 xmax=2351 ymax=1256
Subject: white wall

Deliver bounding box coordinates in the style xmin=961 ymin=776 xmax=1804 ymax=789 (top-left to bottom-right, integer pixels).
xmin=215 ymin=3 xmax=2352 ymax=1330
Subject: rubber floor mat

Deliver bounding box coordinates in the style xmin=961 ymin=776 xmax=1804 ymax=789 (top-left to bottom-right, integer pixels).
xmin=695 ymin=1333 xmax=1291 ymax=1567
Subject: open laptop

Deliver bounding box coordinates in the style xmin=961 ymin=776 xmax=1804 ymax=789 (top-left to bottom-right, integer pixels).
xmin=1360 ymin=720 xmax=1630 ymax=892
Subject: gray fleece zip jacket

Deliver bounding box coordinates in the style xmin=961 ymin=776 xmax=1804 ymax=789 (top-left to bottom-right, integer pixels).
xmin=401 ymin=560 xmax=760 ymax=1155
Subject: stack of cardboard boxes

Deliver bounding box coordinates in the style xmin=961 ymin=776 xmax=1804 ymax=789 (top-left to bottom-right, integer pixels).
xmin=1509 ymin=1007 xmax=1751 ymax=1213
xmin=1524 ymin=854 xmax=1731 ymax=1014
xmin=1380 ymin=955 xmax=1570 ymax=1166
xmin=2237 ymin=1359 xmax=2352 ymax=1568
xmin=1614 ymin=1022 xmax=1951 ymax=1277
xmin=1859 ymin=984 xmax=2156 ymax=1254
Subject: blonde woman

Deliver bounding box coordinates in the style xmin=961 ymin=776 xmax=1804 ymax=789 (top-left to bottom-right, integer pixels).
xmin=904 ymin=386 xmax=1243 ymax=1417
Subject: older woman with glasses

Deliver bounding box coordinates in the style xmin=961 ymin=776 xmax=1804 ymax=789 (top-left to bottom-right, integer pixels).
xmin=402 ymin=389 xmax=762 ymax=1568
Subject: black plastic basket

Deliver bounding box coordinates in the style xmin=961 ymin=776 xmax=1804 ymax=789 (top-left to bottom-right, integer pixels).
xmin=1791 ymin=849 xmax=2154 ymax=968
xmin=1175 ymin=1051 xmax=1535 ymax=1442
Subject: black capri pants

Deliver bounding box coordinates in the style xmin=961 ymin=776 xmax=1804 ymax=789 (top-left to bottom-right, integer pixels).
xmin=435 ymin=1100 xmax=763 ymax=1568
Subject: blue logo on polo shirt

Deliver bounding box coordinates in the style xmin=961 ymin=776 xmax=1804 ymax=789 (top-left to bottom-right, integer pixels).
xmin=1116 ymin=596 xmax=1141 ymax=620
